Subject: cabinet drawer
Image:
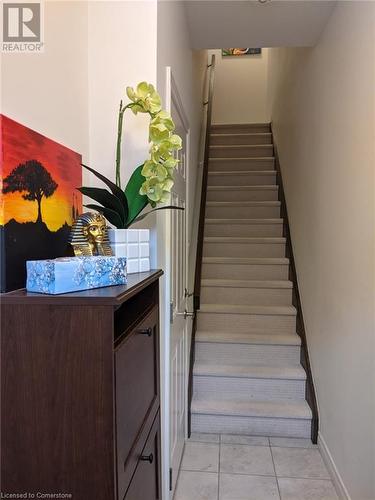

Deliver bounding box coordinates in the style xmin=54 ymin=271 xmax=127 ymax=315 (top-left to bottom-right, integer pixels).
xmin=124 ymin=411 xmax=161 ymax=500
xmin=115 ymin=307 xmax=159 ymax=500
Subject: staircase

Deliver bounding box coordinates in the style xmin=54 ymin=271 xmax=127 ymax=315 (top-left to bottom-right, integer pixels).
xmin=191 ymin=123 xmax=312 ymax=438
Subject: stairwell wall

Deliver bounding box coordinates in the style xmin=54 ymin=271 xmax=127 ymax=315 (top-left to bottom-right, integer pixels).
xmin=267 ymin=3 xmax=375 ymax=499
xmin=208 ymin=48 xmax=270 ymax=124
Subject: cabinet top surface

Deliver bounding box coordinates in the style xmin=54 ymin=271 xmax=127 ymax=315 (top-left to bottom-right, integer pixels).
xmin=1 ymin=270 xmax=163 ymax=306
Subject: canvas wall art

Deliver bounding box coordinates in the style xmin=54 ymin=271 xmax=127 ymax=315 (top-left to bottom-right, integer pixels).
xmin=222 ymin=48 xmax=262 ymax=56
xmin=0 ymin=115 xmax=82 ymax=292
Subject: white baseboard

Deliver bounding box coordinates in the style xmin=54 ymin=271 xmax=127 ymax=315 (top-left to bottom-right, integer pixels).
xmin=318 ymin=431 xmax=351 ymax=500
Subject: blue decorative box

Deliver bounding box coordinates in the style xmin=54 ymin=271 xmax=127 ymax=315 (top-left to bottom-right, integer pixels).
xmin=26 ymin=256 xmax=127 ymax=295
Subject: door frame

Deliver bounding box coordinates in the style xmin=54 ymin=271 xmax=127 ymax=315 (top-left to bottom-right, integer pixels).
xmin=158 ymin=66 xmax=190 ymax=500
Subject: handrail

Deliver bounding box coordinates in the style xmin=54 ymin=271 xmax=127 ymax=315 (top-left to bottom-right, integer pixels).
xmin=187 ymin=53 xmax=215 ymax=436
xmin=193 ymin=54 xmax=215 ymax=311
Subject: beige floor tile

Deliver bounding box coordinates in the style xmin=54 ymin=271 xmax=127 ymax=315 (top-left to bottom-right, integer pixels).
xmin=190 ymin=433 xmax=221 ymax=443
xmin=220 ymin=473 xmax=280 ymax=500
xmin=181 ymin=442 xmax=220 ymax=472
xmin=278 ymin=477 xmax=338 ymax=499
xmin=221 ymin=434 xmax=269 ymax=446
xmin=174 ymin=470 xmax=218 ymax=500
xmin=272 ymin=447 xmax=331 ymax=479
xmin=270 ymin=437 xmax=317 ymax=448
xmin=220 ymin=444 xmax=275 ymax=476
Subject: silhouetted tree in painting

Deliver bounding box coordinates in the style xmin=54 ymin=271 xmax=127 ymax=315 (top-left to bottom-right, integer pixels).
xmin=2 ymin=160 xmax=58 ymax=224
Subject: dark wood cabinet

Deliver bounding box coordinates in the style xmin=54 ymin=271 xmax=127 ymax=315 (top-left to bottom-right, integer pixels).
xmin=1 ymin=270 xmax=163 ymax=500
xmin=124 ymin=411 xmax=161 ymax=500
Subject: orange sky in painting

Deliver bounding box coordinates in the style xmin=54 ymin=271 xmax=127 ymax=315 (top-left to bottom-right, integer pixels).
xmin=0 ymin=115 xmax=82 ymax=231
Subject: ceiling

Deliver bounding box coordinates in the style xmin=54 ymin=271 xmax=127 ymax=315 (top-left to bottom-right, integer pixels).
xmin=184 ymin=1 xmax=337 ymax=49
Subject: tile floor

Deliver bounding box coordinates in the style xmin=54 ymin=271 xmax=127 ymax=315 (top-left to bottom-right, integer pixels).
xmin=174 ymin=434 xmax=338 ymax=500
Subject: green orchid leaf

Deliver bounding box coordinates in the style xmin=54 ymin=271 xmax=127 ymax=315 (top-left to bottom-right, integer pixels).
xmin=84 ymin=204 xmax=124 ymax=229
xmin=124 ymin=164 xmax=149 ymax=226
xmin=130 ymin=205 xmax=184 ymax=225
xmin=81 ymin=163 xmax=128 ymax=211
xmin=78 ymin=186 xmax=127 ymax=225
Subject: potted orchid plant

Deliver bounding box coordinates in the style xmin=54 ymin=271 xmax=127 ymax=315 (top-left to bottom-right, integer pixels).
xmin=79 ymin=82 xmax=183 ymax=271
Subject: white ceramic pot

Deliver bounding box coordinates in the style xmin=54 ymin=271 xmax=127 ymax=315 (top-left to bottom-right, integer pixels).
xmin=108 ymin=228 xmax=150 ymax=274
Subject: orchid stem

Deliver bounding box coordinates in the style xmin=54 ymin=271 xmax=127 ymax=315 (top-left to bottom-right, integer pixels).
xmin=115 ymin=100 xmax=124 ymax=189
xmin=116 ymin=102 xmax=141 ymax=188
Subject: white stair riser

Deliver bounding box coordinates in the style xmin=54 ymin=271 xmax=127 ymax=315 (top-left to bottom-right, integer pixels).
xmin=208 ymin=173 xmax=276 ymax=186
xmin=205 ymin=223 xmax=283 ymax=237
xmin=211 ymin=124 xmax=271 ymax=134
xmin=206 ymin=204 xmax=280 ymax=219
xmin=203 ymin=241 xmax=286 ymax=258
xmin=202 ymin=262 xmax=289 ymax=280
xmin=191 ymin=414 xmax=311 ymax=438
xmin=201 ymin=285 xmax=292 ymax=306
xmin=195 ymin=342 xmax=301 ymax=366
xmin=207 ymin=188 xmax=278 ymax=202
xmin=197 ymin=311 xmax=296 ymax=334
xmin=210 ymin=134 xmax=273 ymax=146
xmin=209 ymin=158 xmax=275 ymax=171
xmin=210 ymin=145 xmax=274 ymax=158
xmin=193 ymin=375 xmax=306 ymax=401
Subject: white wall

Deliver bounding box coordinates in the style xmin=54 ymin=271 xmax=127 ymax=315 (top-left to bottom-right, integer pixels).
xmin=87 ymin=0 xmax=157 ymax=189
xmin=208 ymin=48 xmax=270 ymax=124
xmin=267 ymin=3 xmax=375 ymax=499
xmin=1 ymin=0 xmax=89 ymax=159
xmin=157 ymin=1 xmax=207 ymax=248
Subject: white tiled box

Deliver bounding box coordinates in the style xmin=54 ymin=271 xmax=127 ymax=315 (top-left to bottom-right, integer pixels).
xmin=108 ymin=229 xmax=150 ymax=274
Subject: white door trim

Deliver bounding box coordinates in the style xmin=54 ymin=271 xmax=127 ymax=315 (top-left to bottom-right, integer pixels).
xmin=159 ymin=66 xmax=190 ymax=500
xmin=169 ymin=71 xmax=190 ymax=132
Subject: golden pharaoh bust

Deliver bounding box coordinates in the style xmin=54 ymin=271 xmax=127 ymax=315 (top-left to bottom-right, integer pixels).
xmin=68 ymin=212 xmax=113 ymax=257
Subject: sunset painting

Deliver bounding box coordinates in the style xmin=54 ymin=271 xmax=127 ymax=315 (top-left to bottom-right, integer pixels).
xmin=0 ymin=115 xmax=82 ymax=291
